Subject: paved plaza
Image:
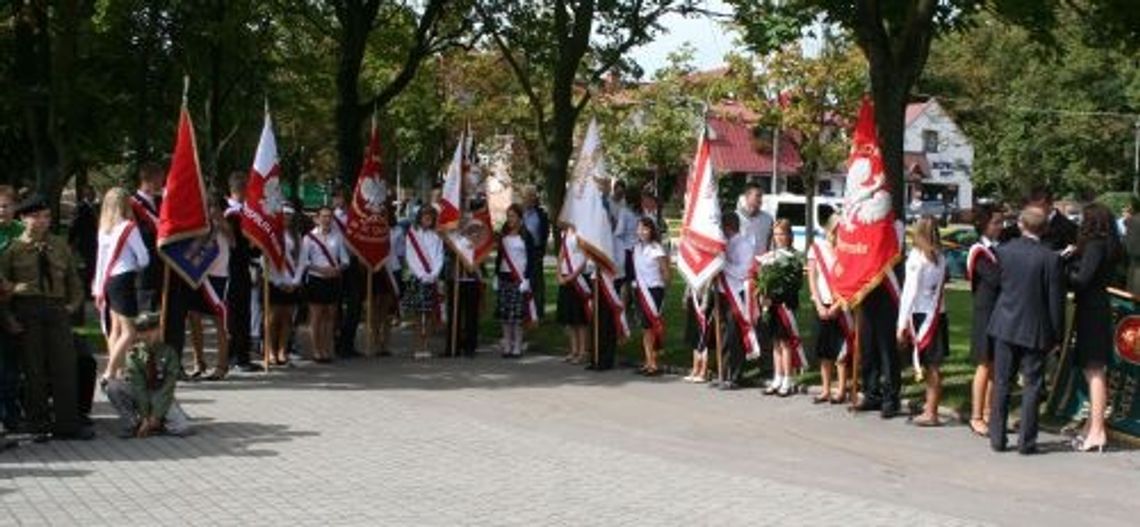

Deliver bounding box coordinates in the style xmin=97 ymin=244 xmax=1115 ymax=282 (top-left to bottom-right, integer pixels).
xmin=2 ymin=334 xmax=1139 ymax=526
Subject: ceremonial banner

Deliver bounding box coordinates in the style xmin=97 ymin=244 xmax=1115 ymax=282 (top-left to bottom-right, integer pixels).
xmin=157 ymin=106 xmax=219 ymax=287
xmin=1048 ymin=289 xmax=1140 ymax=440
xmin=241 ymin=111 xmax=288 ymax=273
xmin=677 ymin=126 xmax=725 ymax=292
xmin=559 ymin=119 xmax=629 ymax=338
xmin=831 ymin=97 xmax=902 ymax=308
xmin=344 ymin=119 xmax=392 ymax=272
xmin=438 ymin=129 xmax=495 ymax=270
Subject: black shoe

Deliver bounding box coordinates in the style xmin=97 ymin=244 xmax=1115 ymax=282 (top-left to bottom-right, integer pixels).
xmin=991 ymin=443 xmax=1007 ymax=453
xmin=584 ymin=363 xmax=597 ymax=370
xmin=79 ymin=415 xmax=94 ymax=428
xmin=880 ymin=401 xmax=901 ymax=420
xmin=32 ymin=433 xmax=50 ymax=443
xmin=707 ymin=380 xmax=722 ymax=389
xmin=719 ymin=382 xmax=739 ymax=391
xmin=56 ymin=427 xmax=95 ymax=441
xmin=235 ymin=362 xmax=264 ymax=373
xmin=1018 ymin=445 xmax=1039 ymax=456
xmin=854 ymin=398 xmax=882 ymax=412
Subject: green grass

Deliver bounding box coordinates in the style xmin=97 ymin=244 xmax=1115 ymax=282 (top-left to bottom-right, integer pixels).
xmin=518 ymin=268 xmax=979 ymax=413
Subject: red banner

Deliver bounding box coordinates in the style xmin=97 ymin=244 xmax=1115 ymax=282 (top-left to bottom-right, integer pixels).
xmin=241 ymin=112 xmax=288 ymax=273
xmin=156 ymin=106 xmax=219 ymax=287
xmin=344 ymin=121 xmax=391 ymax=271
xmin=831 ymin=97 xmax=901 ymax=308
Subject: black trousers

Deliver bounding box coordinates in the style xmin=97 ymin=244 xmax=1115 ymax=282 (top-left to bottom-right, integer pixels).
xmin=859 ymin=284 xmax=900 ymax=404
xmin=990 ymin=340 xmax=1045 ymax=451
xmin=74 ymin=334 xmax=96 ymax=418
xmin=528 ymin=250 xmax=545 ymax=320
xmin=12 ymin=298 xmax=79 ymax=435
xmin=719 ymin=296 xmax=745 ymax=384
xmin=446 ymin=281 xmax=481 ymax=357
xmin=337 ymin=259 xmax=365 ymax=357
xmin=226 ymin=269 xmax=253 ymax=365
xmin=162 ymin=274 xmax=192 ymax=364
xmin=592 ymin=294 xmax=617 ymax=369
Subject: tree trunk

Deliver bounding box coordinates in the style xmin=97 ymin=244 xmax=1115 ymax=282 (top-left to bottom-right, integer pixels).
xmin=870 ymin=79 xmax=908 ymax=219
xmin=14 ymin=1 xmax=62 ymax=214
xmin=335 ymin=16 xmax=369 ymax=190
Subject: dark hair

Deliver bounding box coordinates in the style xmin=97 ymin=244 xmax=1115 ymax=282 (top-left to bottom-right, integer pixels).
xmin=721 ymin=211 xmax=740 ymax=233
xmin=138 ymin=162 xmax=164 ymax=183
xmin=744 ymin=181 xmax=764 ymax=195
xmin=415 ymin=205 xmax=437 ymax=227
xmin=228 ymin=171 xmax=248 ymax=192
xmin=973 ymin=203 xmax=998 ymax=237
xmin=1077 ymin=202 xmax=1122 ymax=263
xmin=1024 ymin=185 xmax=1052 ymax=205
xmin=637 ymin=217 xmax=660 ymax=243
xmin=502 ymin=203 xmax=524 ymax=235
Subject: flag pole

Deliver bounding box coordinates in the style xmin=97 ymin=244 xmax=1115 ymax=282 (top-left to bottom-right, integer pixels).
xmin=366 ymin=269 xmax=374 ymax=356
xmin=449 ymin=261 xmax=460 ymax=358
xmin=592 ymin=271 xmax=601 ymax=367
xmin=714 ymin=289 xmax=723 ymax=384
xmin=262 ymin=266 xmax=271 ymax=373
xmin=850 ymin=306 xmax=862 ymax=412
xmin=159 ymin=266 xmax=171 ymax=340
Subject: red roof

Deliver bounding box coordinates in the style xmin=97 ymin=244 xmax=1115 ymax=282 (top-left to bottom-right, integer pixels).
xmin=707 ymin=117 xmax=803 ymax=175
xmin=906 ymin=100 xmax=931 ymax=126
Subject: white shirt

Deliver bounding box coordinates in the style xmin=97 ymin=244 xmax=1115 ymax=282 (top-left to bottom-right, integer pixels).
xmin=612 ymin=203 xmax=639 ymax=255
xmin=405 ymin=227 xmax=444 ymax=283
xmin=299 ymin=228 xmax=349 ymax=278
xmin=332 ymin=207 xmax=348 ymax=237
xmin=93 ymin=220 xmax=149 ymax=295
xmin=722 ymin=232 xmax=755 ymax=295
xmin=265 ymin=232 xmax=300 ymax=286
xmin=498 ymin=234 xmax=528 ymax=280
xmin=896 ymin=248 xmax=947 ymax=332
xmin=738 ymin=206 xmax=774 ymax=257
xmin=633 ymin=241 xmax=666 ymax=288
xmin=207 ymin=231 xmax=231 ymax=278
xmin=807 ymin=241 xmax=834 ymax=305
xmin=386 ymin=225 xmax=405 ymax=273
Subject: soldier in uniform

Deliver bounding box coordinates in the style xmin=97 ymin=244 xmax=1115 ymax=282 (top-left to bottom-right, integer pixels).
xmin=0 ymin=185 xmax=24 ymax=441
xmin=105 ymin=312 xmax=192 ymax=438
xmin=0 ymin=196 xmax=90 ymax=441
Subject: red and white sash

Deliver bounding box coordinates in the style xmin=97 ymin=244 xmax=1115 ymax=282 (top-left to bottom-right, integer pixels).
xmin=689 ymin=288 xmax=710 ymax=339
xmin=305 ymin=231 xmax=340 ymax=274
xmin=772 ymin=303 xmax=806 ymax=372
xmin=406 ymin=228 xmax=445 ymax=324
xmin=559 ymin=235 xmax=591 ymax=321
xmin=95 ymin=221 xmax=138 ymax=336
xmin=130 ymin=193 xmax=158 ymax=232
xmin=599 ymin=269 xmax=630 ymax=339
xmin=198 ymin=277 xmax=229 ymax=333
xmin=634 ymin=276 xmax=664 ymax=350
xmin=966 ymin=242 xmax=997 ymax=283
xmin=718 ymin=273 xmax=760 ymax=359
xmin=902 ymin=256 xmax=946 ymax=373
xmin=501 ymin=238 xmax=538 ymax=325
xmin=810 ymin=241 xmax=856 ymax=363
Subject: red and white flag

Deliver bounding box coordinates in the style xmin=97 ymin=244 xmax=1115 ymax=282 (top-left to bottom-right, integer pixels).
xmin=438 ymin=128 xmax=495 ymax=270
xmin=344 ymin=118 xmax=392 ymax=272
xmin=241 ymin=111 xmax=288 ymax=274
xmin=677 ymin=126 xmax=725 ymax=293
xmin=157 ymin=105 xmax=220 ymax=287
xmin=831 ymin=96 xmax=902 ymax=307
xmin=558 ymin=119 xmax=629 ymax=339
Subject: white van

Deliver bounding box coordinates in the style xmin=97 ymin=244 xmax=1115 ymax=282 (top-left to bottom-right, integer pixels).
xmin=760 ymin=194 xmax=843 ymax=252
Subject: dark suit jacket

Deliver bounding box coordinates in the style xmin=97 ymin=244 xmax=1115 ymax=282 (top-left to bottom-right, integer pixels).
xmin=987 ymin=236 xmax=1065 ymax=350
xmin=1042 ymin=211 xmax=1078 ymax=252
xmin=970 ymin=247 xmax=1001 ymax=358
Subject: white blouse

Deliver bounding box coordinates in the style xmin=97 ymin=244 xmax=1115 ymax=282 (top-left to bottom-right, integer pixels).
xmin=299 ymin=228 xmax=349 ymax=278
xmin=721 ymin=233 xmax=755 ymax=295
xmin=497 ymin=234 xmax=528 ymax=280
xmin=896 ymin=248 xmax=947 ymax=331
xmin=405 ymin=227 xmax=444 ymax=283
xmin=633 ymin=241 xmax=666 ymax=288
xmin=560 ymin=230 xmax=587 ymax=278
xmin=265 ymin=232 xmax=300 ymax=286
xmin=92 ymin=220 xmax=149 ymax=295
xmin=386 ymin=225 xmax=405 ymax=273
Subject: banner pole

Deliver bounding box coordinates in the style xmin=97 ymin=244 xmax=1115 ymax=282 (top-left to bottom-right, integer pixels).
xmin=450 ymin=261 xmax=460 ymax=358
xmin=715 ymin=290 xmax=723 ymax=384
xmin=850 ymin=306 xmax=862 ymax=412
xmin=262 ymin=266 xmax=271 ymax=373
xmin=159 ymin=266 xmax=171 ymax=339
xmin=366 ymin=269 xmax=374 ymax=357
xmin=593 ymin=273 xmax=600 ymax=367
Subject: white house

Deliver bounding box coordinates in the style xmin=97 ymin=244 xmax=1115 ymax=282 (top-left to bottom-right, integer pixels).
xmin=903 ymin=98 xmax=975 ymax=210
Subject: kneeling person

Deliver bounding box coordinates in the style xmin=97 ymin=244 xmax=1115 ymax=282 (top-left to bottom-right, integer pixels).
xmin=105 ymin=312 xmax=192 ymax=438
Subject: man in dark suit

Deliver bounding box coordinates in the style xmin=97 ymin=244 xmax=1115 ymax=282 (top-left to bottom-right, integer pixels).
xmin=521 ymin=185 xmax=549 ymax=321
xmin=1026 ymin=186 xmax=1077 ymax=252
xmin=987 ymin=206 xmax=1065 ymax=454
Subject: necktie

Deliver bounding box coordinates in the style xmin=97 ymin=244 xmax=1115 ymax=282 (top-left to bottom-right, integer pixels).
xmin=36 ymin=243 xmax=53 ymax=294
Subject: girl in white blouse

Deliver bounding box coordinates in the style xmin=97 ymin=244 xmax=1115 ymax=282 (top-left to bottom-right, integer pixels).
xmin=93 ymin=187 xmax=150 ymax=382
xmin=402 ymin=206 xmax=445 ymax=356
xmin=495 ymin=204 xmax=535 ymax=358
xmin=633 ymin=217 xmax=669 ymax=375
xmin=265 ymin=205 xmax=303 ymax=366
xmin=187 ymin=199 xmax=234 ymax=380
xmin=300 ymin=205 xmax=350 ymax=362
xmin=896 ymin=216 xmax=948 ymax=427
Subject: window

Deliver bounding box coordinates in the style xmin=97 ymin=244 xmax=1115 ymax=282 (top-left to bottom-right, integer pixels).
xmin=922 ymin=130 xmax=939 ymax=153
xmin=776 ymin=203 xmax=807 ymax=227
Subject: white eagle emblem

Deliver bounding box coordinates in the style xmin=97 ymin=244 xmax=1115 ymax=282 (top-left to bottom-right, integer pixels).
xmin=361 ymin=177 xmax=388 ymax=214
xmin=841 ymin=157 xmax=891 ymax=231
xmin=260 ymin=178 xmax=286 ymax=216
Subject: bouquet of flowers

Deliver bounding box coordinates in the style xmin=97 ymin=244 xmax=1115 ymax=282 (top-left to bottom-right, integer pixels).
xmin=754 ymin=249 xmax=805 ymax=311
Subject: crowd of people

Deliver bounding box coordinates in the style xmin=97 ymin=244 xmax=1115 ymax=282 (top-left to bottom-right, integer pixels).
xmin=0 ymin=162 xmax=1131 ymax=455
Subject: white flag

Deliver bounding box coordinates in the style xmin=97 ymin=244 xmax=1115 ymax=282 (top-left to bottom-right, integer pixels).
xmin=676 ymin=127 xmax=725 ymax=291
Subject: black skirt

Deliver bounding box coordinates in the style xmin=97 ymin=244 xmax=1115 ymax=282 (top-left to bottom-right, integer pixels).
xmin=556 ymin=279 xmax=590 ymax=326
xmin=814 ymin=314 xmax=845 ymax=362
xmin=305 ymin=275 xmax=342 ymax=305
xmin=636 ymin=286 xmax=665 ymax=329
xmin=106 ymin=271 xmax=139 ymax=317
xmin=186 ymin=276 xmax=229 ymax=316
xmin=495 ymin=273 xmax=528 ymax=322
xmin=684 ymin=295 xmax=713 ymax=351
xmin=1074 ymin=303 xmax=1113 ymax=368
xmin=761 ymin=303 xmax=797 ymax=342
xmin=402 ymin=277 xmax=439 ymax=314
xmin=269 ymin=283 xmax=299 ymax=305
xmin=370 ymin=269 xmax=402 ymax=298
xmin=912 ymin=313 xmax=949 ymax=367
